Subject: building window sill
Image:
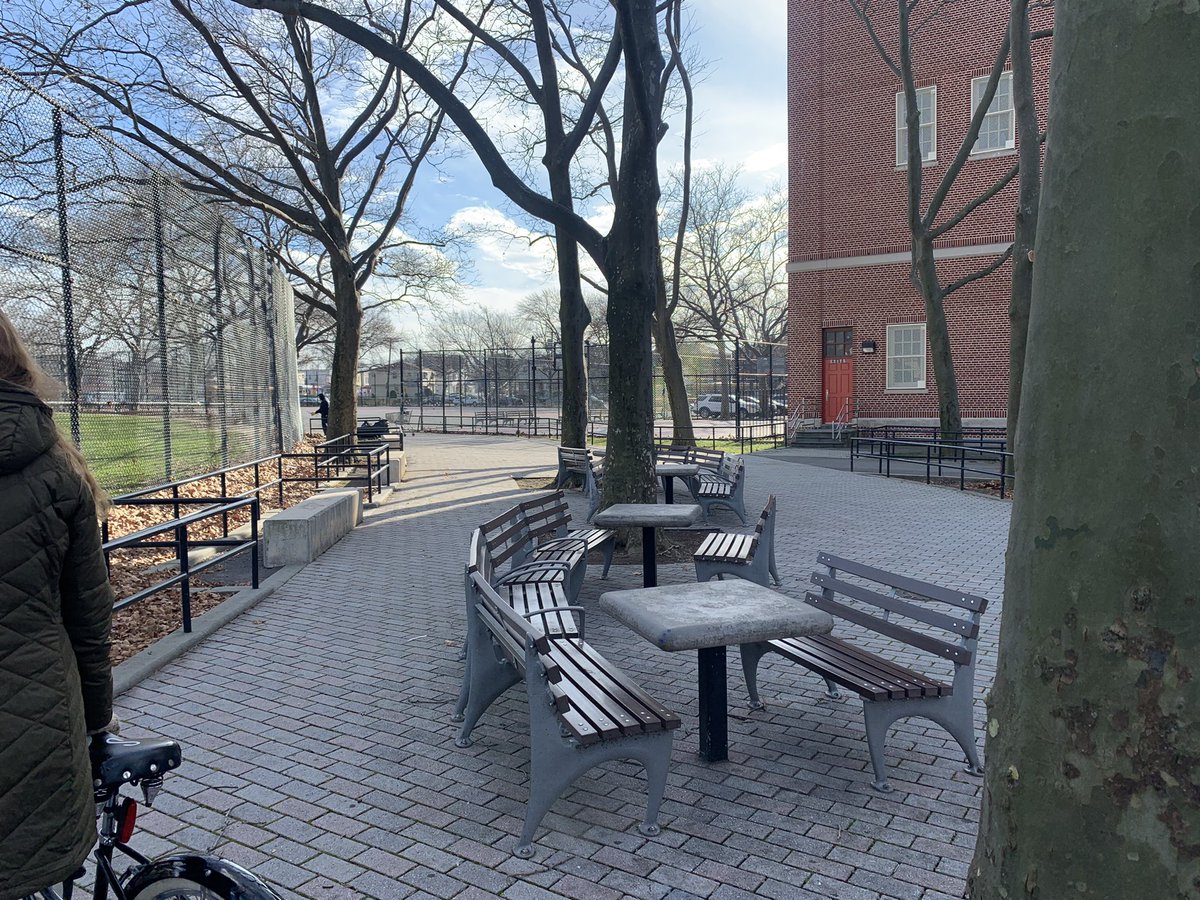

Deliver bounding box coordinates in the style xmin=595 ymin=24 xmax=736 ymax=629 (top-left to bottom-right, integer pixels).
xmin=968 ymin=146 xmax=1017 ymax=161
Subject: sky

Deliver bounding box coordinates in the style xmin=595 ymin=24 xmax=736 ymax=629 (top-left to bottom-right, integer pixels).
xmin=396 ymin=0 xmax=788 ymax=342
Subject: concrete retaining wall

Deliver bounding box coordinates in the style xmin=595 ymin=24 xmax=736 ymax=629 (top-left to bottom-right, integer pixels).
xmin=263 ymin=488 xmax=362 ymax=567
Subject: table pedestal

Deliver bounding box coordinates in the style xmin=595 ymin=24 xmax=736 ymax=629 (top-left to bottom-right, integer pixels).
xmin=663 ymin=476 xmax=675 ymax=504
xmin=698 ymin=646 xmax=728 ymax=762
xmin=642 ymin=526 xmax=657 ymax=587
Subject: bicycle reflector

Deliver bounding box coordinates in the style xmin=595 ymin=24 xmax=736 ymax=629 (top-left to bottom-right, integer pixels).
xmin=117 ymin=797 xmax=138 ymax=843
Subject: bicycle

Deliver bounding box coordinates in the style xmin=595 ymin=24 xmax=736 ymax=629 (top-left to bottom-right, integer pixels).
xmin=25 ymin=733 xmax=282 ymax=900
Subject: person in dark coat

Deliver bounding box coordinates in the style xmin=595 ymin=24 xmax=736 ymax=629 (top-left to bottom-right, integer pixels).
xmin=0 ymin=310 xmax=115 ymax=898
xmin=317 ymin=392 xmax=329 ymax=435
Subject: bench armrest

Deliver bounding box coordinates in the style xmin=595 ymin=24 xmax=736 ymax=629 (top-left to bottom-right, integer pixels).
xmin=523 ymin=605 xmax=586 ymax=640
xmin=497 ymin=560 xmax=572 ymax=582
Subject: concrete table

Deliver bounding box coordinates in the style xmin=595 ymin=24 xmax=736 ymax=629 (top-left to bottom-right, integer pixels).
xmin=592 ymin=503 xmax=702 ymax=588
xmin=655 ymin=462 xmax=699 ymax=504
xmin=600 ymin=580 xmax=834 ymax=762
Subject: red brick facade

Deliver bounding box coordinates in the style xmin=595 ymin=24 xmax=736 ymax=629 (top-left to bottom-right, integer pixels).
xmin=787 ymin=1 xmax=1053 ymax=424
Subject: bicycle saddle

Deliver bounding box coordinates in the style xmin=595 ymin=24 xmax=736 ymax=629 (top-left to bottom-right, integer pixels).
xmin=90 ymin=734 xmax=182 ymax=789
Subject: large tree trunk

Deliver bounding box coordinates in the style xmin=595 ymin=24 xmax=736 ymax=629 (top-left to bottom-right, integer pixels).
xmin=550 ymin=187 xmax=590 ymax=448
xmin=969 ymin=2 xmax=1200 ymax=896
xmin=602 ymin=0 xmax=662 ymax=508
xmin=327 ymin=253 xmax=361 ymax=439
xmin=914 ymin=239 xmax=962 ymax=437
xmin=654 ymin=260 xmax=695 ymax=445
xmin=1006 ymin=0 xmax=1039 ymax=458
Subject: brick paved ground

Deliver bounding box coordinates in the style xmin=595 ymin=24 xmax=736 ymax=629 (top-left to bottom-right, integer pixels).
xmin=119 ymin=434 xmax=1011 ymax=899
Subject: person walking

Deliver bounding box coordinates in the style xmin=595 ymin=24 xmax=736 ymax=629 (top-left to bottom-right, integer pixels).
xmin=0 ymin=310 xmax=116 ymax=898
xmin=317 ymin=392 xmax=329 ymax=435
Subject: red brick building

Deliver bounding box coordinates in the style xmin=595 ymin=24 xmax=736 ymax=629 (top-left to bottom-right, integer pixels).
xmin=787 ymin=1 xmax=1053 ymax=426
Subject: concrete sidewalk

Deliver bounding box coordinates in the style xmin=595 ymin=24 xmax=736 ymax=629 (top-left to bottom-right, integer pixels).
xmin=120 ymin=434 xmax=1010 ymax=899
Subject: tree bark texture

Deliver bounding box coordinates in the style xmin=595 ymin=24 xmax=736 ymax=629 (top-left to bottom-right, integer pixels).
xmin=913 ymin=240 xmax=962 ymax=437
xmin=1006 ymin=0 xmax=1040 ymax=458
xmin=556 ymin=230 xmax=590 ymax=448
xmin=654 ymin=259 xmax=695 ymax=445
xmin=969 ymin=2 xmax=1200 ymax=896
xmin=602 ymin=0 xmax=663 ymax=508
xmin=328 ymin=253 xmax=361 ymax=439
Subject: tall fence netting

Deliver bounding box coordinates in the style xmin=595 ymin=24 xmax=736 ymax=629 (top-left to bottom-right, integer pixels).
xmin=0 ymin=70 xmax=301 ymax=493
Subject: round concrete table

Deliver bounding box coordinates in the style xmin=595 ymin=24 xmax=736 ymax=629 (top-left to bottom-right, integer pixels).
xmin=654 ymin=462 xmax=699 ymax=504
xmin=600 ymin=580 xmax=834 ymax=762
xmin=591 ymin=503 xmax=702 ymax=587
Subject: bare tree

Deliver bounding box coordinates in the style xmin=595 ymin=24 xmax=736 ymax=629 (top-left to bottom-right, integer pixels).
xmin=849 ymin=0 xmax=1025 ymax=437
xmin=0 ymin=0 xmax=474 ymax=438
xmin=233 ymin=0 xmax=679 ymax=505
xmin=969 ymin=0 xmax=1200 ymax=894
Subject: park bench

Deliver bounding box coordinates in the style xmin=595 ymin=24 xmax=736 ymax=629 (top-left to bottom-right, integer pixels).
xmin=693 ymin=456 xmax=748 ymax=524
xmin=739 ymin=552 xmax=988 ymax=792
xmin=653 ymin=444 xmax=692 ymax=465
xmin=554 ymin=445 xmax=594 ymax=488
xmin=693 ymin=495 xmax=780 ymax=587
xmin=689 ymin=446 xmax=726 ymax=472
xmin=519 ymin=490 xmax=617 ymax=581
xmin=478 ymin=505 xmax=584 ymax=604
xmin=457 ymin=569 xmax=679 ymax=858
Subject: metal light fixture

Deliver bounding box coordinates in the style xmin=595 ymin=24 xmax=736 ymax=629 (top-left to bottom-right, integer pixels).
xmin=861 ymin=341 xmax=878 ymax=354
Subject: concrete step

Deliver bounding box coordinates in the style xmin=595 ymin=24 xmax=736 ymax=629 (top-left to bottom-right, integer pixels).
xmin=790 ymin=427 xmax=856 ymax=448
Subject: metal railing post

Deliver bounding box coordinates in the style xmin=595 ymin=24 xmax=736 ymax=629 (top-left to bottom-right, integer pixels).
xmin=177 ymin=522 xmax=192 ymax=633
xmin=250 ymin=500 xmax=260 ymax=588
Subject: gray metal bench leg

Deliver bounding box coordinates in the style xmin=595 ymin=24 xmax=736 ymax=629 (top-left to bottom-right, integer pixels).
xmin=862 ymin=700 xmax=905 ymax=792
xmin=822 ymin=678 xmax=840 ymax=699
xmin=452 ymin=652 xmax=470 ymax=722
xmin=599 ymin=537 xmax=616 ymax=578
xmin=739 ymin=641 xmax=769 ymax=709
xmin=456 ymin=647 xmax=519 ymax=747
xmin=768 ymin=546 xmax=781 ymax=586
xmin=918 ymin=699 xmax=985 ymax=776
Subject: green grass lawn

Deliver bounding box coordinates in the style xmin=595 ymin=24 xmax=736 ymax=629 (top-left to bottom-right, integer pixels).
xmin=62 ymin=413 xmax=243 ymax=492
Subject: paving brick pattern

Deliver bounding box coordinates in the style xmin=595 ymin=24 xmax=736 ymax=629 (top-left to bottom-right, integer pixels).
xmin=118 ymin=435 xmax=1011 ymax=899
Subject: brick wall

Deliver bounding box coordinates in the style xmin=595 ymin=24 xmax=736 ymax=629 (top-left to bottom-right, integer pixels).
xmin=787 ymin=0 xmax=1053 ymax=423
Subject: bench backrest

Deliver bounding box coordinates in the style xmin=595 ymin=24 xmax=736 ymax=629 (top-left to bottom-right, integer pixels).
xmin=558 ymin=446 xmax=592 ymax=468
xmin=690 ymin=447 xmax=726 ymax=471
xmin=466 ymin=568 xmax=560 ymax=682
xmin=520 ymin=491 xmax=572 ymax=542
xmin=479 ymin=505 xmax=531 ymax=571
xmin=804 ymin=552 xmax=988 ymax=669
xmin=654 ymin=444 xmax=691 ymax=465
xmin=754 ymin=495 xmax=777 ymax=541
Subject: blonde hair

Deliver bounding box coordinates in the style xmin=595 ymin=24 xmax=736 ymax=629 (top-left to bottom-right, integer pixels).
xmin=0 ymin=308 xmax=110 ymax=516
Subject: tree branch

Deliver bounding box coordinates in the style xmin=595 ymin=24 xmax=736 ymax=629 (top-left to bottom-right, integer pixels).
xmin=943 ymin=243 xmax=1014 ymax=297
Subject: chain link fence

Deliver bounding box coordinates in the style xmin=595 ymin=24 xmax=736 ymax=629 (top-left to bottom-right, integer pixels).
xmin=0 ymin=69 xmax=301 ymax=493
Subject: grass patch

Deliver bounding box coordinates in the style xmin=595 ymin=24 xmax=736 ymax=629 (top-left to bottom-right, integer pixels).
xmin=62 ymin=413 xmax=248 ymax=492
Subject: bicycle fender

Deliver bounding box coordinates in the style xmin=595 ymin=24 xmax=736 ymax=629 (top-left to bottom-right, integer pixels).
xmin=121 ymin=854 xmax=284 ymax=899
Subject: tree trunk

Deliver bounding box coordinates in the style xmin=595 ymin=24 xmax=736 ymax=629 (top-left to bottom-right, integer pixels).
xmin=549 ymin=186 xmax=590 ymax=448
xmin=327 ymin=253 xmax=361 ymax=439
xmin=1006 ymin=0 xmax=1039 ymax=458
xmin=914 ymin=239 xmax=962 ymax=437
xmin=969 ymin=2 xmax=1200 ymax=896
xmin=654 ymin=259 xmax=695 ymax=445
xmin=602 ymin=0 xmax=662 ymax=508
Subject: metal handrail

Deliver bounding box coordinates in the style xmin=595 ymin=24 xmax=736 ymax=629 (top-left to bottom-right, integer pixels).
xmin=104 ymin=496 xmax=260 ymax=633
xmin=850 ymin=436 xmax=1014 ymax=498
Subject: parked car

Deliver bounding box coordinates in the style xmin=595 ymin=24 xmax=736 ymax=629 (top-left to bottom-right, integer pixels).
xmin=459 ymin=395 xmax=481 ymax=406
xmin=299 ymin=395 xmax=320 ymax=407
xmin=692 ymin=393 xmax=761 ymax=419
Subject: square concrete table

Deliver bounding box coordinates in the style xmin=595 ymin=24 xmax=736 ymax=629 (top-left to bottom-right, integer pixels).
xmin=654 ymin=462 xmax=699 ymax=504
xmin=600 ymin=580 xmax=834 ymax=762
xmin=592 ymin=503 xmax=702 ymax=588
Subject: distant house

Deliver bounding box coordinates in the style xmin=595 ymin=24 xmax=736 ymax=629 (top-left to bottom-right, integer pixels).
xmin=786 ymin=1 xmax=1052 ymax=425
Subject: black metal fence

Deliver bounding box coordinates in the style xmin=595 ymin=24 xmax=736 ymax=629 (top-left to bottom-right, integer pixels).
xmin=353 ymin=341 xmax=788 ymax=422
xmin=0 ymin=68 xmax=302 ymax=493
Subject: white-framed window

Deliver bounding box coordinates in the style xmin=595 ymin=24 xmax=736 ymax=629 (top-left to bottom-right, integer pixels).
xmin=896 ymin=86 xmax=936 ymax=166
xmin=886 ymin=323 xmax=927 ymax=390
xmin=971 ymin=72 xmax=1015 ymax=154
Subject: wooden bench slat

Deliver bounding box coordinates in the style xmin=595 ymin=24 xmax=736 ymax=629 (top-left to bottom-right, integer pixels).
xmin=544 ymin=663 xmax=628 ymax=745
xmin=803 ymin=634 xmax=952 ymax=697
xmin=570 ymin=640 xmax=682 ymax=731
xmin=804 ymin=591 xmax=971 ymax=666
xmin=553 ymin=641 xmax=672 ymax=735
xmin=510 ymin=582 xmax=576 ymax=639
xmin=817 ymin=552 xmax=988 ymax=613
xmin=770 ymin=636 xmax=916 ymax=700
xmin=810 ymin=572 xmax=979 ymax=640
xmin=551 ymin=642 xmax=658 ymax=736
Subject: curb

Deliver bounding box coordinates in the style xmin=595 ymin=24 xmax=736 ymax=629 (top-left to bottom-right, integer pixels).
xmin=113 ymin=563 xmax=305 ymax=697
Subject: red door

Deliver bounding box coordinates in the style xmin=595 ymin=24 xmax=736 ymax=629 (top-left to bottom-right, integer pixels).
xmin=822 ymin=328 xmax=854 ymax=423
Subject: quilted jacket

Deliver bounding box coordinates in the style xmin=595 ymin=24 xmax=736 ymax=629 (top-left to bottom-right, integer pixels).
xmin=0 ymin=380 xmax=114 ymax=899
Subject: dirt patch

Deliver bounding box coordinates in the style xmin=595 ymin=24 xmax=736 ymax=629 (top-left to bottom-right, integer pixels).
xmin=594 ymin=527 xmax=714 ymax=566
xmin=923 ymin=476 xmax=1012 ymax=499
xmin=104 ymin=439 xmax=328 ymax=665
xmin=514 ymin=475 xmax=558 ymax=491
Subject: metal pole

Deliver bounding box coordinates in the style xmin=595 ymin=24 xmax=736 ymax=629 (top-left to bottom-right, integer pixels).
xmin=584 ymin=340 xmax=591 ymax=424
xmin=385 ymin=339 xmax=393 ymax=403
xmin=440 ymin=349 xmax=447 ymax=433
xmin=529 ymin=337 xmax=536 ymax=425
xmin=417 ymin=349 xmax=424 ymax=430
xmin=734 ymin=340 xmax=742 ymax=451
xmin=52 ymin=109 xmax=81 ymax=448
xmin=212 ymin=223 xmax=229 ymax=466
xmin=151 ymin=176 xmax=173 ymax=481
xmin=257 ymin=245 xmax=285 ymax=454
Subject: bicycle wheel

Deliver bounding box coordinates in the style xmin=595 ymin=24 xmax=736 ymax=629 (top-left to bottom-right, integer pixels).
xmin=123 ymin=855 xmax=281 ymax=900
